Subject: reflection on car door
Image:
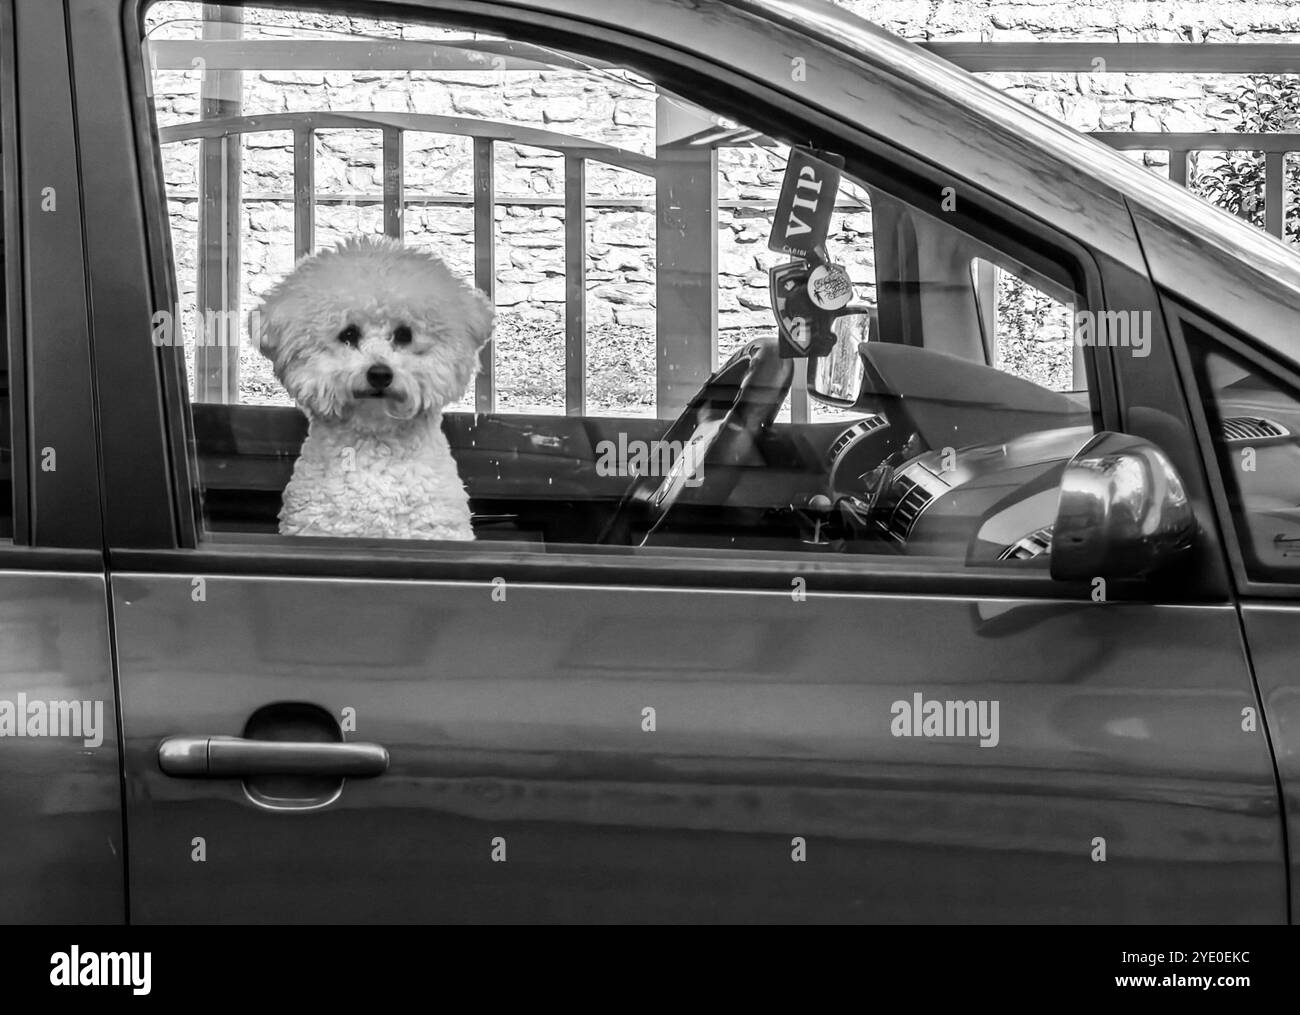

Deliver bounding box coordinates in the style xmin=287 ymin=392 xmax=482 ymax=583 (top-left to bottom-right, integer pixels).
xmin=105 ymin=570 xmax=1280 ymax=923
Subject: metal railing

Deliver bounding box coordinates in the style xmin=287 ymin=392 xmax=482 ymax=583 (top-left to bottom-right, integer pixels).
xmin=1090 ymin=133 xmax=1297 ymax=238
xmin=162 ymin=110 xmax=656 ymax=412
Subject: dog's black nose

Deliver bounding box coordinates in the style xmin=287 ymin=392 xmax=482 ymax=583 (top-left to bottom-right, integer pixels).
xmin=366 ymin=364 xmax=394 ymax=391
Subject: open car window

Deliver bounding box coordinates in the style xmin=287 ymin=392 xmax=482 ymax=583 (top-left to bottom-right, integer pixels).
xmin=143 ymin=1 xmax=1100 ymax=567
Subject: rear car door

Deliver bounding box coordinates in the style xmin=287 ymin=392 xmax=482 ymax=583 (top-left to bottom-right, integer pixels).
xmin=1171 ymin=302 xmax=1300 ymax=921
xmin=0 ymin=0 xmax=123 ymax=924
xmin=78 ymin=0 xmax=1284 ymax=922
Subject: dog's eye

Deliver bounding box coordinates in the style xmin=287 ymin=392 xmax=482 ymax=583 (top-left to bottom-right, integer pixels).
xmin=338 ymin=324 xmax=361 ymax=346
xmin=392 ymin=325 xmax=413 ymax=346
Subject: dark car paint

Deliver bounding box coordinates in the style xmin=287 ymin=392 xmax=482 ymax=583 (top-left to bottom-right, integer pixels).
xmin=0 ymin=574 xmax=123 ymax=921
xmin=0 ymin=0 xmax=1296 ymax=923
xmin=111 ymin=576 xmax=1282 ymax=923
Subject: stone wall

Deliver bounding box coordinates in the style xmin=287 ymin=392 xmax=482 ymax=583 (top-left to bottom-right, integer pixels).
xmin=146 ymin=1 xmax=1300 ymax=411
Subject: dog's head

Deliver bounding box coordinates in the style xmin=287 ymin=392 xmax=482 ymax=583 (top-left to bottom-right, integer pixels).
xmin=254 ymin=235 xmax=494 ymax=423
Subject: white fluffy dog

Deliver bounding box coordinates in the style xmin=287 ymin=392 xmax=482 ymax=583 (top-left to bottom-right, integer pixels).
xmin=256 ymin=235 xmax=493 ymax=540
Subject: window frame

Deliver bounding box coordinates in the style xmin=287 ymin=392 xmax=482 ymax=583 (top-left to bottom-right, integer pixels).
xmin=1170 ymin=297 xmax=1300 ymax=600
xmin=0 ymin=0 xmax=24 ymax=545
xmin=112 ymin=0 xmax=1167 ymax=599
xmin=3 ymin=0 xmax=105 ymax=559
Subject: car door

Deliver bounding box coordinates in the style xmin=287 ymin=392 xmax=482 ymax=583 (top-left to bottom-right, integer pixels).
xmin=76 ymin=0 xmax=1284 ymax=923
xmin=0 ymin=0 xmax=124 ymax=924
xmin=1170 ymin=302 xmax=1300 ymax=922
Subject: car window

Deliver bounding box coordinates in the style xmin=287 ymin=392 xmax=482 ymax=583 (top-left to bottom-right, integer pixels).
xmin=142 ymin=2 xmax=1099 ymax=566
xmin=971 ymin=258 xmax=1081 ymax=394
xmin=1186 ymin=322 xmax=1300 ymax=584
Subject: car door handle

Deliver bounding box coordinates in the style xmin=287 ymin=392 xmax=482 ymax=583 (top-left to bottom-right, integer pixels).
xmin=158 ymin=736 xmax=389 ymax=778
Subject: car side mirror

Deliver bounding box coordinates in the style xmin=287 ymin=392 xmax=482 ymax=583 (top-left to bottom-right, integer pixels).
xmin=806 ymin=306 xmax=874 ymax=406
xmin=1050 ymin=431 xmax=1197 ymax=581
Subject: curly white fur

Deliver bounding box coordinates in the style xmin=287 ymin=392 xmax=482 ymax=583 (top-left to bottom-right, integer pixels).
xmin=256 ymin=235 xmax=493 ymax=540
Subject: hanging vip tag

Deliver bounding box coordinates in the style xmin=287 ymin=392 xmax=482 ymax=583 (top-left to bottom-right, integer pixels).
xmin=767 ymin=148 xmax=845 ymax=259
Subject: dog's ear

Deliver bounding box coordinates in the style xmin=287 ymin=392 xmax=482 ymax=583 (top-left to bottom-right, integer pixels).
xmin=461 ymin=286 xmax=495 ymax=351
xmin=251 ymin=292 xmax=291 ymax=361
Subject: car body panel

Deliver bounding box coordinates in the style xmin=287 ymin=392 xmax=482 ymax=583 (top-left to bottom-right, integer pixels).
xmin=1237 ymin=605 xmax=1300 ymax=920
xmin=113 ymin=573 xmax=1282 ymax=923
xmin=0 ymin=572 xmax=124 ymax=923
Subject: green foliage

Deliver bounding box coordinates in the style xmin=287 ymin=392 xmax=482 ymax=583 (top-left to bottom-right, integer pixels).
xmin=992 ymin=269 xmax=1074 ymax=392
xmin=1190 ymin=75 xmax=1300 ymax=242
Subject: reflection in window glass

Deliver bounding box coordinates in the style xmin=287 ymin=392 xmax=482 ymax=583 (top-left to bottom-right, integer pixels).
xmin=1190 ymin=331 xmax=1300 ymax=583
xmin=144 ymin=3 xmax=1096 ymax=566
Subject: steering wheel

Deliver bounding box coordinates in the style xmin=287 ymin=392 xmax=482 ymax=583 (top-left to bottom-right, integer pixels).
xmin=599 ymin=335 xmax=793 ymax=545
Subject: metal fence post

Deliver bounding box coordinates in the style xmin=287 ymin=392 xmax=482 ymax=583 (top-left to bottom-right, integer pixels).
xmin=655 ymin=96 xmax=717 ymax=420
xmin=195 ymin=4 xmax=242 ymax=404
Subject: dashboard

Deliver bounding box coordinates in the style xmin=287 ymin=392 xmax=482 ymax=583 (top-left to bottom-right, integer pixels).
xmin=821 ymin=410 xmax=1093 ymax=562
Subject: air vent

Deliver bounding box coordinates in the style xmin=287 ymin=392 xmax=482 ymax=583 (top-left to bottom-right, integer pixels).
xmin=1000 ymin=525 xmax=1054 ymax=561
xmin=1221 ymin=416 xmax=1289 ymax=443
xmin=826 ymin=414 xmax=889 ymax=464
xmin=882 ymin=471 xmax=940 ymax=544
